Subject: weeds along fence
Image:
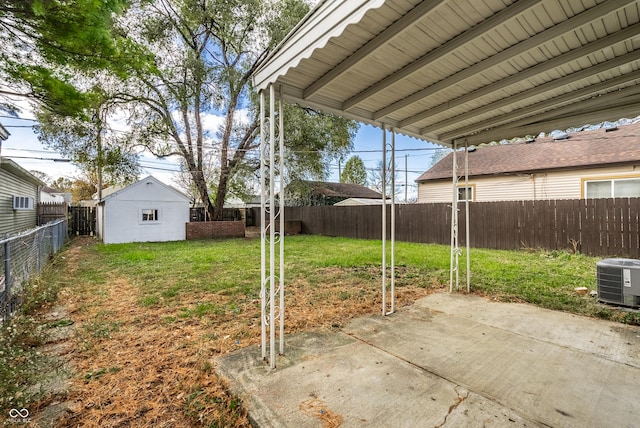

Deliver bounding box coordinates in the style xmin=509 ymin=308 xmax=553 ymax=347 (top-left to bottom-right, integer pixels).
xmin=274 ymin=198 xmax=640 ymax=258
xmin=0 ymin=219 xmax=68 ymax=321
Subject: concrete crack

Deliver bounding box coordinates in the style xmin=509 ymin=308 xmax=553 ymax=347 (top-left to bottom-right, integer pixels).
xmin=434 ymin=385 xmax=469 ymax=428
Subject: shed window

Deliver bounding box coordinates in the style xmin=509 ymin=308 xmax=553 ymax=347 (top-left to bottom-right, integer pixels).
xmin=141 ymin=209 xmax=159 ymax=222
xmin=585 ymin=178 xmax=640 ymax=199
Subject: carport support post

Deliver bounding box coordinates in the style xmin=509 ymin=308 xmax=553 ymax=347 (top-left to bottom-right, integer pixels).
xmin=269 ymin=84 xmax=276 ymax=368
xmin=259 ymin=91 xmax=266 ymax=360
xmin=259 ymin=86 xmax=285 ymax=368
xmin=389 ymin=129 xmax=395 ymax=315
xmin=278 ymin=96 xmax=285 ymax=356
xmin=381 ymin=126 xmax=395 ymax=316
xmin=381 ymin=125 xmax=387 ymax=316
xmin=449 ymin=141 xmax=459 ymax=292
xmin=464 ymin=142 xmax=470 ymax=293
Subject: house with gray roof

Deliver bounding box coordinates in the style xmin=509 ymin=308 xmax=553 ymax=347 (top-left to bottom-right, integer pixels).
xmin=286 ymin=180 xmax=383 ymax=206
xmin=416 ymin=123 xmax=640 ymax=203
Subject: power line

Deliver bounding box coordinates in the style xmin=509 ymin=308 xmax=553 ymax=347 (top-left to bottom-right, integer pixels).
xmin=3 ymin=155 xmax=71 ymax=162
xmin=0 ymin=115 xmax=37 ymax=121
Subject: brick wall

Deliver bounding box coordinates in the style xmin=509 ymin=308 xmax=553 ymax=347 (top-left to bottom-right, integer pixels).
xmin=185 ymin=221 xmax=245 ymax=240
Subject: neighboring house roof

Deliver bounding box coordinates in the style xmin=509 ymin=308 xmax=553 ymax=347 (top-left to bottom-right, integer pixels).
xmin=333 ymin=198 xmax=389 ymax=206
xmin=40 ymin=187 xmax=66 ymax=203
xmin=417 ymin=123 xmax=640 ymax=182
xmin=243 ymin=195 xmax=261 ymax=207
xmin=224 ymin=196 xmax=247 ymax=208
xmin=292 ymin=180 xmax=383 ymax=199
xmin=92 ymin=184 xmax=124 ymax=200
xmin=42 ymin=186 xmax=62 ymax=195
xmin=99 ymin=176 xmax=190 ymax=203
xmin=0 ymin=158 xmax=46 ymax=186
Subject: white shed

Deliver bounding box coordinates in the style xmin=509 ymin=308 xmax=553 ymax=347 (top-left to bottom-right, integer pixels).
xmin=97 ymin=176 xmax=190 ymax=244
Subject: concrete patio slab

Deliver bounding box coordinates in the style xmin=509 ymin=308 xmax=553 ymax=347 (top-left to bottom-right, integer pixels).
xmin=216 ymin=292 xmax=640 ymax=427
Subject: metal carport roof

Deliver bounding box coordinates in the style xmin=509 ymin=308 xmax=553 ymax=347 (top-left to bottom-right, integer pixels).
xmin=252 ymin=0 xmax=640 ymax=368
xmin=253 ymin=0 xmax=640 ymax=147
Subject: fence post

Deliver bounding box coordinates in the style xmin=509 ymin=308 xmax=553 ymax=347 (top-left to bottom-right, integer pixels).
xmin=3 ymin=242 xmax=11 ymax=316
xmin=37 ymin=236 xmax=41 ymax=273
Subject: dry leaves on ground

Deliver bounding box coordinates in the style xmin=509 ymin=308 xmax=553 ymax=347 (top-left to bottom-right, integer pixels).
xmin=49 ymin=238 xmax=436 ymax=427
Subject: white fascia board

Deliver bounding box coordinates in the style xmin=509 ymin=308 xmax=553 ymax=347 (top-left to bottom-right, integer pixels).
xmin=253 ymin=0 xmax=385 ymax=92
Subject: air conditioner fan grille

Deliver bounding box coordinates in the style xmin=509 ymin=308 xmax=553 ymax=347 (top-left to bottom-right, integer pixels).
xmin=597 ymin=267 xmax=623 ymax=303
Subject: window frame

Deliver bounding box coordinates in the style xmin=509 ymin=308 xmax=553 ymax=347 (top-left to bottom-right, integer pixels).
xmin=582 ymin=175 xmax=640 ymax=199
xmin=13 ymin=195 xmax=34 ymax=210
xmin=139 ymin=208 xmax=161 ymax=224
xmin=456 ymin=184 xmax=475 ymax=202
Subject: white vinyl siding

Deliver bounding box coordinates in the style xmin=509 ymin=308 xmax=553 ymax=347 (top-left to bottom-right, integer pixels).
xmin=418 ymin=166 xmax=640 ymax=203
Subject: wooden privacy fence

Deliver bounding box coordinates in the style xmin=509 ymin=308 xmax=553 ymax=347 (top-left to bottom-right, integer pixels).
xmin=279 ymin=198 xmax=640 ymax=258
xmin=37 ymin=202 xmax=68 ymax=225
xmin=37 ymin=204 xmax=97 ymax=236
xmin=68 ymin=206 xmax=96 ymax=236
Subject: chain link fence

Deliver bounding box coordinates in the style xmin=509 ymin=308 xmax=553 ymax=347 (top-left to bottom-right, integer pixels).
xmin=1 ymin=219 xmax=68 ymax=321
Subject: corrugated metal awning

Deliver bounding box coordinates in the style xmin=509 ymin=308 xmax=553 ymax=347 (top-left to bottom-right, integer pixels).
xmin=253 ymin=0 xmax=640 ymax=147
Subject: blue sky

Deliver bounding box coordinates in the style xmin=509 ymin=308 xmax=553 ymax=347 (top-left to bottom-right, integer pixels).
xmin=329 ymin=124 xmax=443 ymax=199
xmin=1 ymin=115 xmax=442 ymax=200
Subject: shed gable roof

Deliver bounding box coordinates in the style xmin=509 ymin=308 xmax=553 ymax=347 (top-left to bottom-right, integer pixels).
xmin=417 ymin=122 xmax=640 ymax=182
xmin=100 ymin=176 xmax=190 ymax=202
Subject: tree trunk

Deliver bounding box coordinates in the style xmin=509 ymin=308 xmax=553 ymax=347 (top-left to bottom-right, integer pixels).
xmin=191 ymin=168 xmax=214 ymax=220
xmin=212 ymin=167 xmax=229 ymax=221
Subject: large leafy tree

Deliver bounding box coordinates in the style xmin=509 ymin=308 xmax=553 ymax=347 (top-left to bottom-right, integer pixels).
xmin=35 ymin=92 xmax=140 ymax=196
xmin=0 ymin=0 xmax=130 ymax=116
xmin=111 ymin=0 xmax=357 ymax=220
xmin=341 ymin=156 xmax=367 ymax=185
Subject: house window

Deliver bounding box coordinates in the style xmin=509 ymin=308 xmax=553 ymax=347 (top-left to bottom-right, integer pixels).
xmin=585 ymin=178 xmax=640 ymax=199
xmin=13 ymin=196 xmax=34 ymax=210
xmin=457 ymin=186 xmax=474 ymax=202
xmin=141 ymin=208 xmax=159 ymax=222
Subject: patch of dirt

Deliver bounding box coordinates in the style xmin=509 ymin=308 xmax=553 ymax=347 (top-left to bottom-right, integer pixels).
xmin=38 ymin=239 xmax=438 ymax=427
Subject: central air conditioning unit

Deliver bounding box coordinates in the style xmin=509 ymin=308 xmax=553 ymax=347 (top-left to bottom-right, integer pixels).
xmin=596 ymin=258 xmax=640 ymax=308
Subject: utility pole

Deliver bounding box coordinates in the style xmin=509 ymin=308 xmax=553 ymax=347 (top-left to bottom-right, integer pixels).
xmin=338 ymin=158 xmax=342 ymax=181
xmin=404 ymin=154 xmax=408 ymax=202
xmin=96 ymin=111 xmax=104 ymax=201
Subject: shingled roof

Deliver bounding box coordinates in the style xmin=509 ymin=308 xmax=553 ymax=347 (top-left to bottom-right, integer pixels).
xmin=417 ymin=122 xmax=640 ymax=182
xmin=295 ymin=180 xmax=383 ymax=199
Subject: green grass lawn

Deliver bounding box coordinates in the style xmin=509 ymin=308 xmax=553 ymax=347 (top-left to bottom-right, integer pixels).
xmin=86 ymin=235 xmax=636 ymax=324
xmin=3 ymin=235 xmax=639 ymax=424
